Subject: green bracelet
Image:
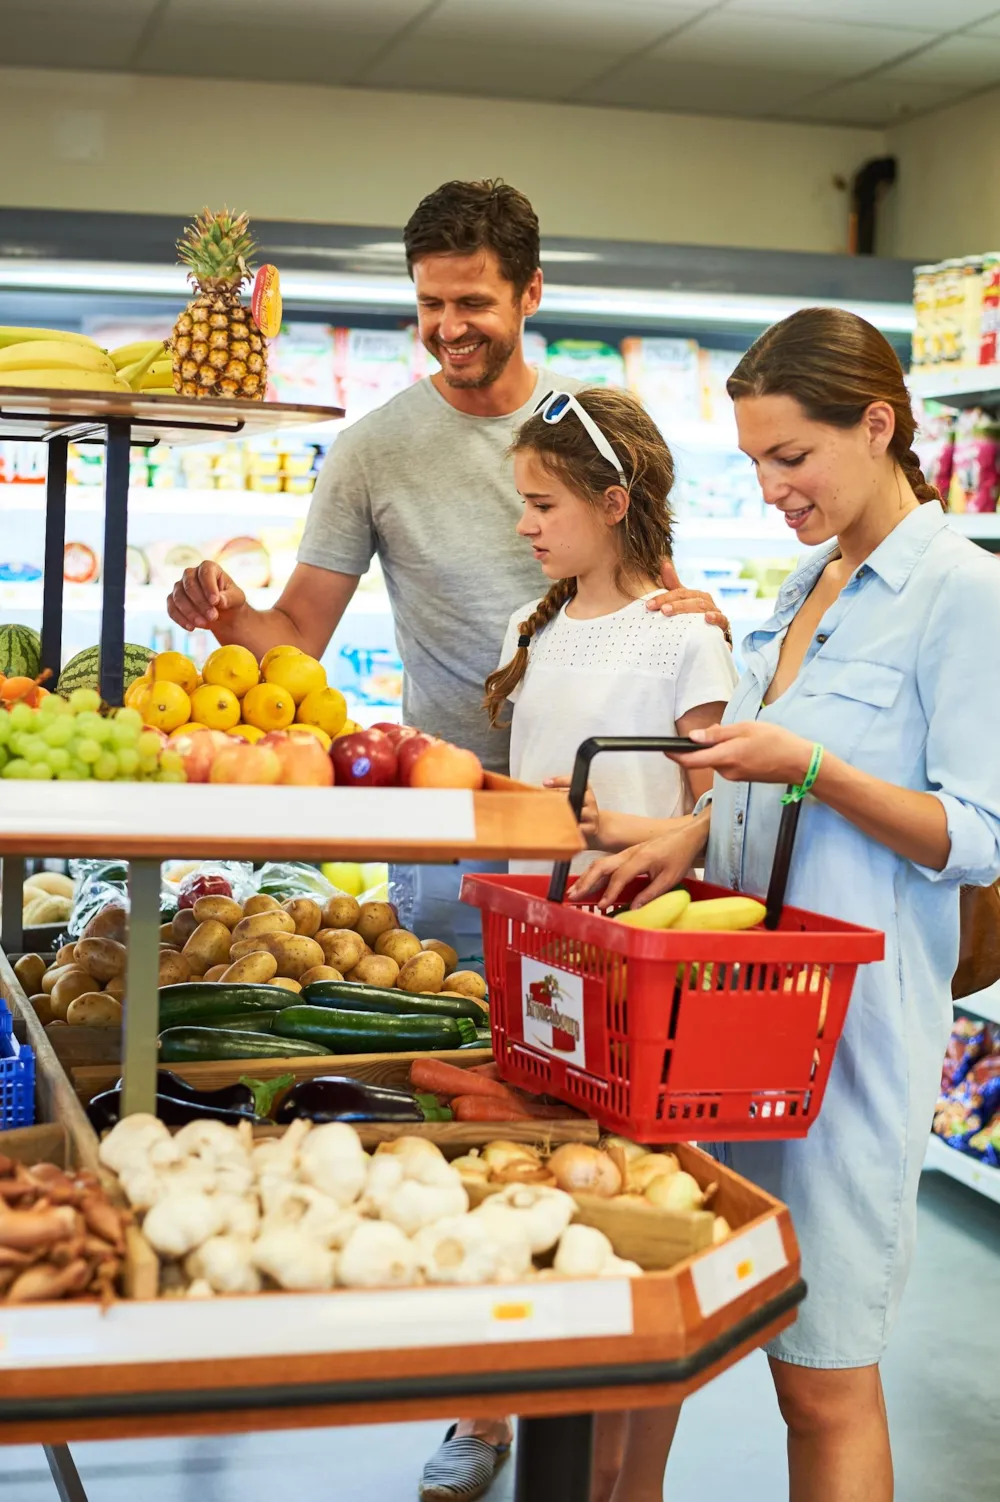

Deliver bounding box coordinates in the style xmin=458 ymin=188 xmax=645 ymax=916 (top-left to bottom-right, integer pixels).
xmin=781 ymin=743 xmax=824 ymax=805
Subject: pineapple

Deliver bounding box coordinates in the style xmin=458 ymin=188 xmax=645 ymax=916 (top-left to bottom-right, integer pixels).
xmin=171 ymin=208 xmax=267 ymax=400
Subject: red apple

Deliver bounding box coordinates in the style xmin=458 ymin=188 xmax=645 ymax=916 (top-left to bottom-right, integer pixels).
xmin=330 ymin=729 xmax=398 ymax=787
xmin=177 ymin=870 xmax=233 ymax=909
xmin=173 ymin=729 xmax=231 ymax=784
xmin=409 ymin=741 xmax=484 ymax=790
xmin=370 ymin=721 xmax=419 ymax=751
xmin=269 ymin=734 xmax=334 ymax=787
xmin=396 ymin=732 xmax=436 ymax=786
xmin=208 ymin=744 xmax=282 ymax=785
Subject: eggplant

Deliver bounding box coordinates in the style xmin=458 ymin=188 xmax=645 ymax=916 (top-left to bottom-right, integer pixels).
xmin=112 ymin=1069 xmax=258 ymax=1114
xmin=87 ymin=1088 xmax=269 ymax=1134
xmin=274 ymin=1075 xmax=451 ymax=1125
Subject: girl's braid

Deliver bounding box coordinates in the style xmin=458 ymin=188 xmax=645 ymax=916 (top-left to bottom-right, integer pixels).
xmin=483 ymin=577 xmax=576 ymax=727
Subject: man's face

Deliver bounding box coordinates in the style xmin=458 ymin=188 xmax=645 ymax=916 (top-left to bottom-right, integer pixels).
xmin=413 ymin=250 xmax=542 ymax=389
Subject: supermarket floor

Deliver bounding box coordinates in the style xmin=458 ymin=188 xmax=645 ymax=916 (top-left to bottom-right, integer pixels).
xmin=1 ymin=1171 xmax=997 ymax=1502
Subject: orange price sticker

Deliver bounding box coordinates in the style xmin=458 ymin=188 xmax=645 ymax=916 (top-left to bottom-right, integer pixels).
xmin=252 ymin=264 xmax=282 ymax=339
xmin=736 ymin=1259 xmax=755 ymax=1282
xmin=492 ymin=1301 xmax=533 ymax=1323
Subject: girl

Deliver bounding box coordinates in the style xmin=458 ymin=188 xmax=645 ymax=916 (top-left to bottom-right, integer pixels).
xmin=484 ymin=386 xmax=737 ymax=865
xmin=574 ymin=308 xmax=1000 ymax=1502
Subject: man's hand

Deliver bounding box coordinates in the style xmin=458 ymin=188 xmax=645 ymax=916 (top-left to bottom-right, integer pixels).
xmin=167 ymin=562 xmax=247 ymax=633
xmin=648 ymin=559 xmax=732 ymax=643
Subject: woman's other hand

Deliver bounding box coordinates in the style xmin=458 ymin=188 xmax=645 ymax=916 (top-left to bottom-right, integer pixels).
xmin=544 ymin=775 xmax=602 ymax=847
xmin=568 ymin=814 xmax=710 ymax=910
xmin=672 ymin=722 xmax=813 ymax=785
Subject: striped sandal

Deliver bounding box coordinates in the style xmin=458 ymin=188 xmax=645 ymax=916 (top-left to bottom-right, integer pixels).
xmin=418 ymin=1424 xmax=512 ymax=1501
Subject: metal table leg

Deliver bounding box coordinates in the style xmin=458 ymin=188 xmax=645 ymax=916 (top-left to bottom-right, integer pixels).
xmin=1 ymin=856 xmax=25 ymax=954
xmin=100 ymin=417 xmax=131 ymax=709
xmin=514 ymin=1414 xmax=593 ymax=1502
xmin=121 ymin=858 xmax=160 ymax=1116
xmin=40 ymin=436 xmax=69 ymax=689
xmin=43 ymin=1444 xmax=90 ymax=1502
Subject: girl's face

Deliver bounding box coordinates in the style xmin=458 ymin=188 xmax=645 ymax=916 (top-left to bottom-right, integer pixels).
xmin=514 ymin=450 xmax=623 ymax=579
xmin=735 ymin=393 xmax=896 ymax=545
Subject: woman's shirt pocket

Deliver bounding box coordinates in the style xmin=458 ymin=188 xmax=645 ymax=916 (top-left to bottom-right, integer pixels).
xmin=792 ymin=657 xmax=915 ymax=764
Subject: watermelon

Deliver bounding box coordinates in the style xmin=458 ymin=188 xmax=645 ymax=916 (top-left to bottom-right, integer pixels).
xmin=57 ymin=643 xmax=155 ymax=701
xmin=0 ymin=624 xmax=41 ymax=681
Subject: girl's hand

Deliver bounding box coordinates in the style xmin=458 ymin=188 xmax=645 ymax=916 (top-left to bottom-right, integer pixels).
xmin=569 ymin=816 xmax=709 ymax=910
xmin=672 ymin=721 xmax=813 ymax=785
xmin=544 ymin=776 xmax=602 ymax=847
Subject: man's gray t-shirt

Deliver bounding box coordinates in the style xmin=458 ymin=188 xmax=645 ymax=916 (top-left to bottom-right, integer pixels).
xmin=298 ymin=367 xmax=580 ymax=772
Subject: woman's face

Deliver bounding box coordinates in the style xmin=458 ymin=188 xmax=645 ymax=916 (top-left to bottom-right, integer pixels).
xmin=514 ymin=450 xmax=620 ymax=579
xmin=735 ymin=393 xmax=894 ymax=546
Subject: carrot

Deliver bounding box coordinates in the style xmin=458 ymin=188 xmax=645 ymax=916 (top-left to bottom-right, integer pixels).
xmin=410 ymin=1057 xmax=520 ymax=1103
xmin=452 ymin=1095 xmax=533 ymax=1122
xmin=466 ymin=1063 xmax=501 ymax=1080
xmin=515 ymin=1098 xmax=584 ymax=1120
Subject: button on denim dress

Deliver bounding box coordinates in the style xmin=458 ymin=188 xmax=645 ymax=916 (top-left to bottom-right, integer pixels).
xmin=707 ymin=504 xmax=1000 ymax=1367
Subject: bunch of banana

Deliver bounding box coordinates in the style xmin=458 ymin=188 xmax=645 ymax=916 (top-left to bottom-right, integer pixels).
xmin=0 ymin=332 xmax=128 ymax=392
xmin=111 ymin=340 xmax=173 ymax=394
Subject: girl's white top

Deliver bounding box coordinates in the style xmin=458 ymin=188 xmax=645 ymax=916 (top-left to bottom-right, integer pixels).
xmin=499 ymin=591 xmax=738 ymax=873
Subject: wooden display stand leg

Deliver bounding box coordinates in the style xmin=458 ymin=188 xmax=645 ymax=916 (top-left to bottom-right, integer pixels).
xmin=1 ymin=856 xmax=24 ymax=954
xmin=122 ymin=858 xmax=162 ymax=1117
xmin=43 ymin=1445 xmax=89 ymax=1502
xmin=514 ymin=1414 xmax=593 ymax=1502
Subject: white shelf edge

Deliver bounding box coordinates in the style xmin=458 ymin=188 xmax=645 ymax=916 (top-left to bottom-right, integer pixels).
xmin=909 ymin=367 xmax=1000 ymax=405
xmin=0 ymin=486 xmax=313 ymax=518
xmin=953 ymin=981 xmax=1000 ymax=1028
xmin=923 ymin=1134 xmax=1000 ymax=1205
xmin=0 ymin=582 xmax=391 ymax=620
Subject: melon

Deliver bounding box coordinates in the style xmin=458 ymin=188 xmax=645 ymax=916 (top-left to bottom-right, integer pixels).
xmin=57 ymin=643 xmax=155 ymax=701
xmin=0 ymin=624 xmax=41 ymax=681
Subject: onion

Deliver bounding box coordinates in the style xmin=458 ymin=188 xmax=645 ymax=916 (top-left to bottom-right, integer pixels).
xmin=602 ymin=1135 xmax=649 ymax=1163
xmin=547 ymin=1145 xmax=622 ymax=1198
xmin=627 ymin=1153 xmax=678 ymax=1193
xmin=713 ymin=1216 xmax=732 ymax=1244
xmin=645 ymin=1170 xmax=704 ymax=1213
xmin=482 ymin=1141 xmax=540 ymax=1174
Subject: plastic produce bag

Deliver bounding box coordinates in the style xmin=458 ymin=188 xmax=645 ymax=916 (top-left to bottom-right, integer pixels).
xmin=162 ymin=861 xmax=256 ymax=906
xmin=253 ymin=861 xmax=341 ymax=903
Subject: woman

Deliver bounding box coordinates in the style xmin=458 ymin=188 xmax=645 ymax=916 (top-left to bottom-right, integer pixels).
xmin=574 ymin=307 xmax=1000 ymax=1502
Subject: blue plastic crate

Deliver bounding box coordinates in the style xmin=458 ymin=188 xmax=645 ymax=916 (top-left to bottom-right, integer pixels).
xmin=0 ymin=999 xmax=34 ymax=1129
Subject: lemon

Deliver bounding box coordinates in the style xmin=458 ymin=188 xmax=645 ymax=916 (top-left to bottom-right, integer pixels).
xmin=152 ymin=650 xmax=199 ymax=696
xmin=289 ymin=723 xmax=332 ymax=751
xmin=229 ymin=723 xmax=266 ymax=743
xmin=297 ymin=685 xmax=347 ymax=737
xmin=169 ymin=722 xmax=208 ymax=739
xmin=124 ymin=675 xmax=150 ymax=710
xmin=321 ymin=861 xmax=364 ymax=896
xmin=140 ymin=681 xmax=191 ymax=734
xmin=335 ymin=719 xmax=362 ymax=739
xmin=263 ymin=651 xmax=326 ymax=705
xmin=241 ymin=681 xmax=296 ymax=732
xmin=190 ymin=683 xmax=241 ymax=731
xmin=260 ymin=644 xmax=303 ymax=673
xmin=203 ymin=644 xmax=260 ymax=699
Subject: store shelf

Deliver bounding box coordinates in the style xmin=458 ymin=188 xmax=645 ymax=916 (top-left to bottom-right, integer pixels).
xmin=1 ymin=486 xmax=314 ymax=518
xmin=924 ymin=1134 xmax=1000 ymax=1205
xmin=0 ymin=389 xmax=344 ymax=445
xmin=0 ymin=581 xmax=391 ymax=619
xmin=909 ymin=366 xmax=1000 ymax=409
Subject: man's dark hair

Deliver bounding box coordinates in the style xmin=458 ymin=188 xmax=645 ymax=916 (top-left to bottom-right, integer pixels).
xmin=403 ymin=179 xmax=540 ymax=294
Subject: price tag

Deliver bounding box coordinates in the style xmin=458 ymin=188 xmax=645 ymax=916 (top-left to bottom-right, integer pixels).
xmin=252 ymin=264 xmax=282 ymax=338
xmin=690 ymin=1219 xmax=788 ymax=1318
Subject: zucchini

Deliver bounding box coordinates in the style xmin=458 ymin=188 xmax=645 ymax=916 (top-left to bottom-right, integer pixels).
xmin=158 ymin=1027 xmax=330 ymax=1063
xmin=193 ymin=1010 xmax=281 ymax=1032
xmin=159 ymin=982 xmax=282 ymax=1030
xmin=302 ymin=979 xmax=486 ymax=1023
xmin=273 ymin=1006 xmax=478 ymax=1054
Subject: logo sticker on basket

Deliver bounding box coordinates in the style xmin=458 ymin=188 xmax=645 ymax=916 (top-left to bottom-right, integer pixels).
xmin=521 ymin=958 xmax=586 ymax=1066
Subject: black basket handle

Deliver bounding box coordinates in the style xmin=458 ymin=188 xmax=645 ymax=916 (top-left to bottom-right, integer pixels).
xmin=547 ymin=735 xmax=801 ymax=930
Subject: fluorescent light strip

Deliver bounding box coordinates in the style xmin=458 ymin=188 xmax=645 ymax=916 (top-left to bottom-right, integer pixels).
xmin=0 ymin=259 xmax=915 ymax=332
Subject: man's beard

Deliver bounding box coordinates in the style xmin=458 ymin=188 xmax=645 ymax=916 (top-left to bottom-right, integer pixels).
xmin=433 ymin=330 xmax=520 ymax=390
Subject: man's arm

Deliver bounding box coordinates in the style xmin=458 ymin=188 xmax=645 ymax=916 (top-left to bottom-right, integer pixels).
xmin=166 ymin=560 xmax=360 ymax=661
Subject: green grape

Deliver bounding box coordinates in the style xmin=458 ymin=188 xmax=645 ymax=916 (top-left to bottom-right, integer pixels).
xmin=0 ymin=746 xmax=7 ymax=772
xmin=137 ymin=730 xmax=164 ymax=759
xmin=26 ymin=761 xmax=53 ymax=780
xmin=8 ymin=703 xmax=35 ymax=732
xmin=19 ymin=734 xmax=48 ymax=761
xmin=42 ymin=695 xmax=72 ymax=718
xmin=75 ymin=738 xmax=102 ymax=765
xmin=68 ymin=689 xmax=102 ymax=715
xmin=158 ymin=769 xmax=186 ymax=784
xmin=116 ymin=746 xmax=140 ymax=776
xmin=7 ymin=732 xmax=29 ymax=757
xmin=45 ymin=747 xmax=71 ymax=773
xmin=55 ymin=768 xmax=80 ymax=780
xmin=93 ymin=751 xmax=119 ymax=782
xmin=159 ymin=750 xmax=184 ymax=777
xmin=67 ymin=759 xmax=91 ymax=779
xmin=0 ymin=715 xmax=10 ymax=746
xmin=42 ymin=717 xmax=74 ymax=748
xmin=114 ymin=707 xmax=143 ymax=732
xmin=75 ymin=711 xmax=111 ymax=744
xmin=2 ymin=759 xmax=31 ymax=779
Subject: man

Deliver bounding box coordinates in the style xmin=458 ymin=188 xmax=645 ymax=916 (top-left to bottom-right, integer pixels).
xmin=167 ymin=178 xmax=726 ymax=1500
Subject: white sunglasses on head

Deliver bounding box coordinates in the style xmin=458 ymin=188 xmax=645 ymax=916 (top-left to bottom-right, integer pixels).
xmin=534 ymin=389 xmax=627 ymax=487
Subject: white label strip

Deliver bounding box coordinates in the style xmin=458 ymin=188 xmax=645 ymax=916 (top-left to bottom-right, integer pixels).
xmin=0 ymin=1281 xmax=633 ymax=1371
xmin=689 ymin=1220 xmax=788 ymax=1319
xmin=0 ymin=783 xmax=476 ymax=846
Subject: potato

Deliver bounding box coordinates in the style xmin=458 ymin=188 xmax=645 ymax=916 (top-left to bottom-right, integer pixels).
xmin=253 ymin=932 xmax=325 ymax=981
xmin=445 ymin=970 xmax=489 ymax=1001
xmin=269 ymin=976 xmax=302 ymax=993
xmin=193 ymin=895 xmax=244 ymax=929
xmin=421 ymin=939 xmax=459 ymax=977
xmin=29 ymin=992 xmax=54 ymax=1026
xmin=24 ymin=871 xmax=74 ymax=900
xmin=354 ymin=901 xmax=399 ymax=947
xmin=316 ymin=928 xmax=366 ymax=974
xmin=242 ymin=894 xmax=281 ymax=917
xmin=66 ymin=992 xmax=122 ymax=1029
xmin=181 ymin=920 xmax=233 ymax=974
xmin=221 ymin=951 xmax=278 ymax=986
xmin=82 ymin=902 xmax=128 ymax=943
xmin=170 ymin=908 xmax=200 ymax=947
xmin=321 ymin=894 xmax=361 ymax=931
xmin=231 ymin=910 xmax=296 ymax=946
xmin=347 ymin=954 xmax=399 ymax=989
xmin=203 ymin=964 xmax=229 ymax=983
xmin=188 ymin=974 xmax=205 ymax=984
xmin=13 ymin=953 xmax=46 ymax=995
xmin=159 ymin=951 xmax=192 ymax=988
xmin=104 ymin=975 xmax=126 ymax=1001
xmin=375 ymin=929 xmax=422 ymax=966
xmin=41 ymin=964 xmax=76 ymax=996
xmin=54 ymin=943 xmax=78 ymax=968
xmin=299 ymin=965 xmax=344 ymax=987
xmin=160 ymin=922 xmax=176 ymax=943
xmin=396 ymin=951 xmax=446 ymax=995
xmin=282 ymin=897 xmax=323 ymax=938
xmin=50 ymin=969 xmax=95 ymax=1020
xmin=74 ymin=937 xmax=127 ymax=983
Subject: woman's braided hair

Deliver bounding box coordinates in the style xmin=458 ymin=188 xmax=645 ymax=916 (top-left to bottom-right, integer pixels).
xmin=726 ymin=307 xmax=943 ymax=506
xmin=484 ymin=386 xmax=675 ymax=727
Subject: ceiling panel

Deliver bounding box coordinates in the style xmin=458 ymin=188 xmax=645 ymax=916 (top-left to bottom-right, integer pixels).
xmin=775 ymin=76 xmax=970 ymax=126
xmin=363 ymin=38 xmax=658 ymax=98
xmin=970 ymin=13 xmax=1000 ymax=35
xmin=579 ymin=59 xmax=842 ymax=117
xmin=724 ymin=0 xmax=1000 ymax=27
xmin=132 ymin=0 xmax=434 ymax=86
xmin=877 ymin=34 xmax=1000 ymax=87
xmin=403 ymin=0 xmax=706 ymax=48
xmin=645 ymin=11 xmax=937 ymax=74
xmin=0 ymin=0 xmax=161 ymax=69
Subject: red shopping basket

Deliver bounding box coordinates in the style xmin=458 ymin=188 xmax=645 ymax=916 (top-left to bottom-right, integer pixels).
xmin=462 ymin=736 xmax=884 ymax=1143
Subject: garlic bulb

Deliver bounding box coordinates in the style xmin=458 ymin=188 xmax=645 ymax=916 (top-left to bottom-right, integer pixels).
xmin=98 ymin=1114 xmax=170 ymax=1175
xmin=473 ymin=1184 xmax=575 ymax=1255
xmin=547 ymin=1144 xmax=622 ymax=1198
xmin=185 ymin=1235 xmax=261 ymax=1295
xmin=297 ymin=1122 xmax=369 ymax=1208
xmin=713 ymin=1216 xmax=732 ymax=1245
xmin=337 ymin=1220 xmax=419 ymax=1288
xmin=553 ymin=1223 xmax=616 ymax=1277
xmin=252 ymin=1227 xmax=337 ymax=1291
xmin=142 ymin=1190 xmax=227 ymax=1259
xmin=413 ymin=1214 xmax=531 ymax=1285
